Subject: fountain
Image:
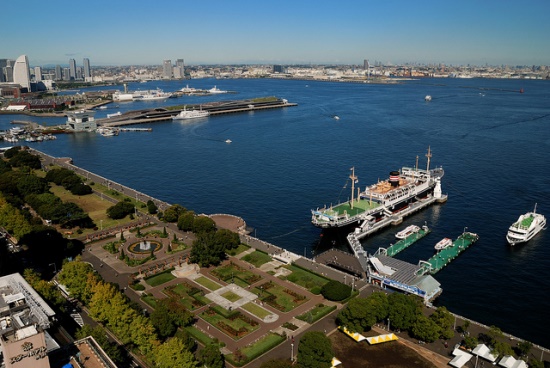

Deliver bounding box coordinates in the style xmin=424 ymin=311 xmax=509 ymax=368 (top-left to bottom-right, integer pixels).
xmin=128 ymin=239 xmax=162 ymax=254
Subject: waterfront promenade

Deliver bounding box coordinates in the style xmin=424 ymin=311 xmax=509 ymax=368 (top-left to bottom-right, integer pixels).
xmin=26 ymin=148 xmax=549 ymax=367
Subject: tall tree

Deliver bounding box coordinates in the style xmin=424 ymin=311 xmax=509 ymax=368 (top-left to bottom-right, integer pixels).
xmin=154 ymin=337 xmax=198 ymax=368
xmin=198 ymin=343 xmax=224 ymax=368
xmin=297 ymin=331 xmax=333 ymax=368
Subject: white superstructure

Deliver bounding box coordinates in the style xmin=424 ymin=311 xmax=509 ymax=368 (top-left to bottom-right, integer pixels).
xmin=172 ymin=106 xmax=210 ymax=120
xmin=506 ymin=204 xmax=546 ymax=245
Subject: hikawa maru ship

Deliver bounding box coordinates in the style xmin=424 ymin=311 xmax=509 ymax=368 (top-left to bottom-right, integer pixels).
xmin=311 ymin=148 xmax=447 ymax=233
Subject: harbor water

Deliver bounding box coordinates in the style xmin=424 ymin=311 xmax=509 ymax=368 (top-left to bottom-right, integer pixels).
xmin=1 ymin=77 xmax=549 ymax=347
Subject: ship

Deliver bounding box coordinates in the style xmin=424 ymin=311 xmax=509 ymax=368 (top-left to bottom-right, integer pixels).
xmin=395 ymin=225 xmax=420 ymax=239
xmin=311 ymin=148 xmax=446 ymax=230
xmin=434 ymin=238 xmax=453 ymax=251
xmin=506 ymin=204 xmax=546 ymax=246
xmin=172 ymin=106 xmax=209 ymax=120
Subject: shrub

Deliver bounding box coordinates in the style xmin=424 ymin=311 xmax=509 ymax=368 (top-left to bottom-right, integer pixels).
xmin=321 ymin=280 xmax=352 ymax=301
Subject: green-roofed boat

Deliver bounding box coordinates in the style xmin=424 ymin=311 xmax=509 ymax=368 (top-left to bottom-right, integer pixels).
xmin=506 ymin=204 xmax=546 ymax=246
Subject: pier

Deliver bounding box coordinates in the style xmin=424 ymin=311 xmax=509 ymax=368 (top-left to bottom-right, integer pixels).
xmin=97 ymin=97 xmax=296 ymax=127
xmin=417 ymin=231 xmax=479 ymax=275
xmin=382 ymin=225 xmax=431 ymax=257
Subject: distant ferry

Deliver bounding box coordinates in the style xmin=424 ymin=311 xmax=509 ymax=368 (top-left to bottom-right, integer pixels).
xmin=208 ymin=86 xmax=228 ymax=94
xmin=425 ymin=95 xmax=432 ymax=102
xmin=112 ymin=89 xmax=172 ymax=101
xmin=107 ymin=111 xmax=121 ymax=118
xmin=506 ymin=204 xmax=546 ymax=246
xmin=172 ymin=106 xmax=209 ymax=120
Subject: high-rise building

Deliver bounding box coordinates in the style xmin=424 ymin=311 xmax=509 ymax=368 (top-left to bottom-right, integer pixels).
xmin=63 ymin=67 xmax=70 ymax=81
xmin=83 ymin=58 xmax=91 ymax=81
xmin=163 ymin=60 xmax=172 ymax=79
xmin=55 ymin=65 xmax=62 ymax=80
xmin=4 ymin=66 xmax=13 ymax=82
xmin=13 ymin=55 xmax=31 ymax=92
xmin=0 ymin=59 xmax=7 ymax=82
xmin=363 ymin=59 xmax=369 ymax=70
xmin=175 ymin=59 xmax=185 ymax=79
xmin=69 ymin=58 xmax=76 ymax=80
xmin=76 ymin=66 xmax=82 ymax=80
xmin=34 ymin=66 xmax=42 ymax=81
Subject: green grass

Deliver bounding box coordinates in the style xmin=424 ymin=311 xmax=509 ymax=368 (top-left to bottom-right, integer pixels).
xmin=183 ymin=326 xmax=214 ymax=346
xmin=226 ymin=332 xmax=285 ymax=366
xmin=242 ymin=250 xmax=272 ymax=267
xmin=194 ymin=276 xmax=221 ymax=291
xmin=255 ymin=282 xmax=308 ymax=312
xmin=227 ymin=243 xmax=250 ymax=256
xmin=144 ymin=270 xmax=176 ymax=287
xmin=241 ymin=302 xmax=272 ymax=319
xmin=200 ymin=309 xmax=259 ymax=340
xmin=141 ymin=294 xmax=158 ymax=309
xmin=280 ymin=264 xmax=330 ymax=294
xmin=296 ymin=304 xmax=337 ymax=323
xmin=210 ymin=263 xmax=261 ymax=285
xmin=221 ymin=291 xmax=242 ymax=302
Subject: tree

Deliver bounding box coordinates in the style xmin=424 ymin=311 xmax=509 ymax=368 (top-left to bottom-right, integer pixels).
xmin=411 ymin=314 xmax=440 ymax=343
xmin=198 ymin=343 xmax=224 ymax=368
xmin=429 ymin=306 xmax=455 ymax=339
xmin=516 ymin=340 xmax=533 ymax=357
xmin=23 ymin=269 xmax=64 ymax=307
xmin=193 ymin=215 xmax=216 ymax=234
xmin=177 ymin=211 xmax=195 ymax=231
xmin=154 ymin=337 xmax=198 ymax=368
xmin=214 ymin=229 xmax=240 ymax=250
xmin=337 ymin=296 xmax=381 ymax=333
xmin=387 ymin=293 xmax=422 ymax=331
xmin=321 ymin=280 xmax=352 ymax=301
xmin=8 ymin=150 xmax=41 ymax=169
xmin=463 ymin=335 xmax=478 ymax=350
xmin=146 ymin=200 xmax=158 ymax=214
xmin=57 ymin=258 xmax=99 ymax=303
xmin=297 ymin=331 xmax=333 ymax=368
xmin=107 ymin=201 xmax=135 ymax=219
xmin=163 ymin=204 xmax=186 ymax=223
xmin=493 ymin=340 xmax=514 ymax=358
xmin=17 ymin=175 xmax=49 ymax=196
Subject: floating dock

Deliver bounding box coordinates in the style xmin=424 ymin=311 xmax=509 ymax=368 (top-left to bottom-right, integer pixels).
xmin=383 ymin=225 xmax=431 ymax=257
xmin=416 ymin=232 xmax=479 ymax=275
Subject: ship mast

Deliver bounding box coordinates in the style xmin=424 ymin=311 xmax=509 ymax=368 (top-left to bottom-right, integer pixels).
xmin=415 ymin=155 xmax=419 ymax=171
xmin=350 ymin=167 xmax=357 ymax=209
xmin=426 ymin=146 xmax=432 ymax=172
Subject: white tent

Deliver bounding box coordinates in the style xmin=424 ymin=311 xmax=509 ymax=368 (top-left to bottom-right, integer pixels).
xmin=472 ymin=344 xmax=498 ymax=362
xmin=449 ymin=348 xmax=473 ymax=368
xmin=498 ymin=355 xmax=528 ymax=368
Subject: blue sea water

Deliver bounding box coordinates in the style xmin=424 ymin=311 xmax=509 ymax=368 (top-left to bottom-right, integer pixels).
xmin=1 ymin=77 xmax=549 ymax=347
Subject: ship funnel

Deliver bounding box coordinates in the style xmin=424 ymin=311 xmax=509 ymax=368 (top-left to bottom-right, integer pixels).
xmin=389 ymin=171 xmax=400 ymax=187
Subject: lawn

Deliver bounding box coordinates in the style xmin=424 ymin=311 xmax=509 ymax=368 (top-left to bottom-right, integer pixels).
xmin=254 ymin=281 xmax=308 ymax=312
xmin=221 ymin=291 xmax=242 ymax=303
xmin=296 ymin=304 xmax=337 ymax=323
xmin=227 ymin=243 xmax=250 ymax=256
xmin=242 ymin=250 xmax=272 ymax=267
xmin=280 ymin=264 xmax=330 ymax=294
xmin=141 ymin=294 xmax=158 ymax=309
xmin=226 ymin=332 xmax=285 ymax=366
xmin=241 ymin=302 xmax=272 ymax=319
xmin=183 ymin=326 xmax=214 ymax=346
xmin=194 ymin=276 xmax=221 ymax=291
xmin=210 ymin=262 xmax=261 ymax=285
xmin=200 ymin=308 xmax=259 ymax=340
xmin=144 ymin=270 xmax=176 ymax=286
xmin=164 ymin=282 xmax=206 ymax=311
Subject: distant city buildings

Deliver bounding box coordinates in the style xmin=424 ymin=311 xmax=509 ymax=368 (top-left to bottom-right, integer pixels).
xmin=83 ymin=58 xmax=91 ymax=81
xmin=174 ymin=59 xmax=185 ymax=79
xmin=163 ymin=59 xmax=172 ymax=79
xmin=34 ymin=66 xmax=42 ymax=81
xmin=13 ymin=55 xmax=31 ymax=92
xmin=69 ymin=58 xmax=76 ymax=80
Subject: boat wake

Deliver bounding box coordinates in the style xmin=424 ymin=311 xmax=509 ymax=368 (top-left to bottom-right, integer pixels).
xmin=461 ymin=113 xmax=550 ymax=139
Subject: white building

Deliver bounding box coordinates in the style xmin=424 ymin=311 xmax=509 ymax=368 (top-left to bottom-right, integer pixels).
xmin=13 ymin=55 xmax=31 ymax=92
xmin=66 ymin=110 xmax=97 ymax=132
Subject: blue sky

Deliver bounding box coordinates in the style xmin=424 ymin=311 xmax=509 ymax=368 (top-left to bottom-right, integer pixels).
xmin=4 ymin=0 xmax=549 ymax=67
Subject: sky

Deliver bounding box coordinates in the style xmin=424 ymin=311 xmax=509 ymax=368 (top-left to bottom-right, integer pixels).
xmin=3 ymin=0 xmax=550 ymax=67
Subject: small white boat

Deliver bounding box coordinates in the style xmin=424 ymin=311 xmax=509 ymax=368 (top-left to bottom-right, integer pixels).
xmin=434 ymin=238 xmax=453 ymax=251
xmin=107 ymin=111 xmax=121 ymax=118
xmin=333 ymin=115 xmax=340 ymax=120
xmin=98 ymin=105 xmax=107 ymax=110
xmin=395 ymin=225 xmax=420 ymax=239
xmin=425 ymin=95 xmax=432 ymax=102
xmin=225 ymin=139 xmax=232 ymax=144
xmin=172 ymin=106 xmax=210 ymax=120
xmin=506 ymin=204 xmax=546 ymax=246
xmin=208 ymin=86 xmax=228 ymax=94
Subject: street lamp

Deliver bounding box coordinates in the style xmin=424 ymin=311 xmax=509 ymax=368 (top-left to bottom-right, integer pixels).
xmin=387 ymin=318 xmax=391 ymax=331
xmin=291 ymin=343 xmax=294 ymax=362
xmin=49 ymin=263 xmax=57 ymax=274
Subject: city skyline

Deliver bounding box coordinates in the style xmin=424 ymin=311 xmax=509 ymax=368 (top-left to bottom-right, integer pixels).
xmin=3 ymin=0 xmax=550 ymax=67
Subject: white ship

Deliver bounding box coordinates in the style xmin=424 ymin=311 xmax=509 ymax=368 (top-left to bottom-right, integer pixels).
xmin=395 ymin=225 xmax=420 ymax=239
xmin=434 ymin=238 xmax=453 ymax=251
xmin=107 ymin=111 xmax=122 ymax=118
xmin=172 ymin=106 xmax=210 ymax=120
xmin=208 ymin=86 xmax=228 ymax=94
xmin=312 ymin=147 xmax=446 ymax=229
xmin=506 ymin=204 xmax=546 ymax=246
xmin=133 ymin=89 xmax=172 ymax=101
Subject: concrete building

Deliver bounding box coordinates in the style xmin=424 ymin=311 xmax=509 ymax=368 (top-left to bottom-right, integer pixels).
xmin=69 ymin=58 xmax=76 ymax=80
xmin=0 ymin=273 xmax=57 ymax=368
xmin=34 ymin=66 xmax=42 ymax=82
xmin=62 ymin=68 xmax=70 ymax=81
xmin=174 ymin=59 xmax=184 ymax=79
xmin=66 ymin=110 xmax=97 ymax=131
xmin=54 ymin=65 xmax=62 ymax=81
xmin=83 ymin=58 xmax=91 ymax=81
xmin=163 ymin=59 xmax=172 ymax=79
xmin=0 ymin=60 xmax=8 ymax=82
xmin=13 ymin=55 xmax=31 ymax=92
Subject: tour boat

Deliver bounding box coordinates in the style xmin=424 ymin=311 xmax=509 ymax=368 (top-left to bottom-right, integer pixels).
xmin=172 ymin=106 xmax=209 ymax=120
xmin=506 ymin=204 xmax=546 ymax=246
xmin=434 ymin=238 xmax=453 ymax=251
xmin=425 ymin=95 xmax=432 ymax=102
xmin=395 ymin=225 xmax=420 ymax=239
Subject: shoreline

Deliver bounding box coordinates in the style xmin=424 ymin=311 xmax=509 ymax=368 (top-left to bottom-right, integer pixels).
xmin=26 ymin=147 xmax=550 ymax=354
